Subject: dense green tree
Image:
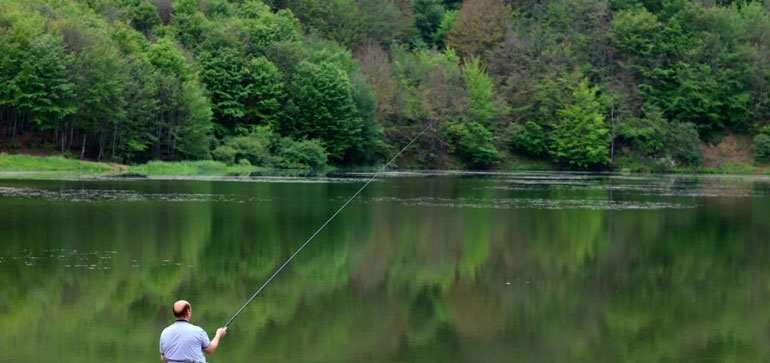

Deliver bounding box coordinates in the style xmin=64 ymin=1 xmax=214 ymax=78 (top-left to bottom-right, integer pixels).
xmin=243 ymin=56 xmax=285 ymax=127
xmin=666 ymin=121 xmax=702 ymax=166
xmin=12 ymin=34 xmax=76 ymax=132
xmin=4 ymin=0 xmax=770 ymax=169
xmin=445 ymin=120 xmax=499 ymax=168
xmin=285 ymin=61 xmax=363 ymax=162
xmin=131 ymin=0 xmax=161 ymax=34
xmin=549 ymin=77 xmax=610 ymax=168
xmin=753 ymin=133 xmax=770 ymax=164
xmin=198 ymin=48 xmax=249 ymax=130
xmin=462 ymin=58 xmax=496 ymax=126
xmin=411 ymin=0 xmax=446 ymax=48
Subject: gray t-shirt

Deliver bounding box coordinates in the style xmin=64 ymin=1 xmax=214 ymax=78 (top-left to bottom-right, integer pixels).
xmin=159 ymin=320 xmax=211 ymax=362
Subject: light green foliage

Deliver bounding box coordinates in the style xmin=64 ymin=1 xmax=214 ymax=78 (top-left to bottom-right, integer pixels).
xmin=434 ymin=10 xmax=458 ymax=48
xmin=753 ymin=133 xmax=770 ymax=165
xmin=174 ymin=80 xmax=213 ymax=160
xmin=244 ymin=56 xmax=285 ymax=127
xmin=286 ymin=61 xmax=363 ymax=163
xmin=3 ymin=0 xmax=770 ymax=170
xmin=274 ymin=137 xmax=328 ymax=169
xmin=666 ymin=121 xmax=702 ymax=166
xmin=236 ymin=1 xmax=301 ymax=56
xmin=549 ymin=77 xmax=610 ymax=168
xmin=445 ymin=120 xmax=499 ymax=168
xmin=462 ymin=58 xmax=495 ymax=126
xmin=612 ymin=4 xmax=752 ymax=136
xmin=147 ymin=38 xmax=187 ymax=78
xmin=171 ymin=0 xmax=211 ymax=48
xmin=211 ymin=144 xmax=237 ymax=164
xmin=220 ymin=125 xmax=274 ymax=166
xmin=0 ymin=153 xmax=116 ymax=172
xmin=9 ymin=34 xmax=76 ymax=129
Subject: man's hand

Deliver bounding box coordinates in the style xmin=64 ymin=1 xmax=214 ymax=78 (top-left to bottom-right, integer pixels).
xmin=205 ymin=327 xmax=227 ymax=355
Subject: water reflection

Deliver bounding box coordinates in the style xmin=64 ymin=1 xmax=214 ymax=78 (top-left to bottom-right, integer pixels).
xmin=1 ymin=173 xmax=769 ymax=362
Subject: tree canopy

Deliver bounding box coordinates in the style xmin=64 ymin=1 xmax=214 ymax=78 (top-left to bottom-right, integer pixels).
xmin=1 ymin=0 xmax=770 ymax=169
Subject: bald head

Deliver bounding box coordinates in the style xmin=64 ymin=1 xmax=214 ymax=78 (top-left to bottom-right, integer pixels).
xmin=173 ymin=300 xmax=191 ymax=320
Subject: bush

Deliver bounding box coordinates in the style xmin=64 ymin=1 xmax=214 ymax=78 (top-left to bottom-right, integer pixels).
xmin=617 ymin=104 xmax=667 ymax=155
xmin=666 ymin=122 xmax=702 ymax=166
xmin=445 ymin=121 xmax=499 ymax=168
xmin=274 ymin=138 xmax=328 ymax=169
xmin=507 ymin=121 xmax=546 ymax=156
xmin=754 ymin=133 xmax=770 ymax=165
xmin=211 ymin=145 xmax=237 ymax=164
xmin=217 ymin=126 xmax=274 ymax=165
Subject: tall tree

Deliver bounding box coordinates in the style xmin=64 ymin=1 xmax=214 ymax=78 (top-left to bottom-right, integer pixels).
xmin=445 ymin=0 xmax=512 ymax=58
xmin=549 ymin=76 xmax=610 ymax=168
xmin=285 ymin=61 xmax=363 ymax=162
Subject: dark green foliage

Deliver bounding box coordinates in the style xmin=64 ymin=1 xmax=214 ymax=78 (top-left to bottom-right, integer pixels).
xmin=198 ymin=48 xmax=249 ymax=129
xmin=507 ymin=121 xmax=546 ymax=156
xmin=412 ymin=0 xmax=446 ymax=48
xmin=617 ymin=104 xmax=667 ymax=155
xmin=445 ymin=121 xmax=499 ymax=168
xmin=131 ymin=1 xmax=161 ymax=34
xmin=285 ymin=61 xmax=363 ymax=163
xmin=213 ymin=125 xmax=328 ymax=168
xmin=753 ymin=133 xmax=770 ymax=165
xmin=4 ymin=0 xmax=770 ymax=170
xmin=243 ymin=56 xmax=285 ymax=127
xmin=666 ymin=122 xmax=702 ymax=166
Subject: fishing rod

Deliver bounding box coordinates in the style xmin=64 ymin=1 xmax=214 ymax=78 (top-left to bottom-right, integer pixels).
xmin=223 ymin=122 xmax=435 ymax=328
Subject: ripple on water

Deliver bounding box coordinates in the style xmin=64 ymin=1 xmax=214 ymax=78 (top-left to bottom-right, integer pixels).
xmin=0 ymin=186 xmax=272 ymax=203
xmin=2 ymin=248 xmax=194 ymax=270
xmin=367 ymin=196 xmax=693 ymax=210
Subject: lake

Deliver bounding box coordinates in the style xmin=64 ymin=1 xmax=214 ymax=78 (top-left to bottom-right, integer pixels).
xmin=1 ymin=172 xmax=770 ymax=362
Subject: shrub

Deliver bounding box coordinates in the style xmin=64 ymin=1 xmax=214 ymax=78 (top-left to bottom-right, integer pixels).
xmin=507 ymin=121 xmax=546 ymax=156
xmin=666 ymin=122 xmax=702 ymax=166
xmin=211 ymin=145 xmax=237 ymax=164
xmin=219 ymin=125 xmax=274 ymax=165
xmin=274 ymin=138 xmax=328 ymax=169
xmin=445 ymin=121 xmax=499 ymax=168
xmin=617 ymin=104 xmax=667 ymax=155
xmin=754 ymin=134 xmax=770 ymax=165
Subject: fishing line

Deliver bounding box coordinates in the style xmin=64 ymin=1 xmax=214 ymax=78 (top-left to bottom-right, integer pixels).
xmin=223 ymin=122 xmax=435 ymax=328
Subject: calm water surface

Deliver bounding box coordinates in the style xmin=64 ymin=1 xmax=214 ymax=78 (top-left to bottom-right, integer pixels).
xmin=2 ymin=172 xmax=770 ymax=362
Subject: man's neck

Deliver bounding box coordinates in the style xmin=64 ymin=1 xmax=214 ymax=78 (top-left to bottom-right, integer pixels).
xmin=175 ymin=319 xmax=189 ymax=323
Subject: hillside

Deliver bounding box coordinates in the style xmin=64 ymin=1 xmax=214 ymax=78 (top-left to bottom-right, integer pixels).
xmin=1 ymin=0 xmax=770 ymax=171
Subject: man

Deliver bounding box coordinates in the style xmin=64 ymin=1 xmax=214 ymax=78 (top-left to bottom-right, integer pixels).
xmin=159 ymin=300 xmax=227 ymax=363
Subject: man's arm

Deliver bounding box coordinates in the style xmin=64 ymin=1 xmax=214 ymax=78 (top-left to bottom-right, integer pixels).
xmin=160 ymin=354 xmax=165 ymax=362
xmin=204 ymin=327 xmax=227 ymax=355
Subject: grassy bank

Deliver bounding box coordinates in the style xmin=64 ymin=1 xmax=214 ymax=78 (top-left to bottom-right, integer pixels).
xmin=0 ymin=153 xmax=121 ymax=178
xmin=1 ymin=153 xmax=768 ymax=180
xmin=0 ymin=154 xmax=261 ymax=179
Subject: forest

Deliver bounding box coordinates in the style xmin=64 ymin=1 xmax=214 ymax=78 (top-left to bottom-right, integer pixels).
xmin=2 ymin=0 xmax=770 ymax=170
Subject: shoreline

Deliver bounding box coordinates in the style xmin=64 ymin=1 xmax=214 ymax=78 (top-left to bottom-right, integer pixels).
xmin=1 ymin=153 xmax=769 ymax=180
